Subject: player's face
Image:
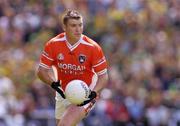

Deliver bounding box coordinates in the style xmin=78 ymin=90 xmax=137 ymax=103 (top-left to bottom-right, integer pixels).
xmin=64 ymin=18 xmax=83 ymax=42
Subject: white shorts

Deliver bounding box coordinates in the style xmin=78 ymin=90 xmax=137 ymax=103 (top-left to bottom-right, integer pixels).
xmin=55 ymin=94 xmax=96 ymax=119
xmin=55 ymin=98 xmax=71 ymax=119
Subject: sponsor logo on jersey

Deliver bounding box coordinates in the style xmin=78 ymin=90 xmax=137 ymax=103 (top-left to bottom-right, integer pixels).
xmin=79 ymin=54 xmax=86 ymax=64
xmin=58 ymin=63 xmax=86 ymax=71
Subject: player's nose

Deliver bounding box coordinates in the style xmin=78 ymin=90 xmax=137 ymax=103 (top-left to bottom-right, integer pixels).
xmin=75 ymin=26 xmax=82 ymax=32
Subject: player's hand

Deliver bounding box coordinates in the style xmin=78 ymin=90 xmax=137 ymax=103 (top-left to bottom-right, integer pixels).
xmin=51 ymin=81 xmax=65 ymax=99
xmin=78 ymin=90 xmax=97 ymax=106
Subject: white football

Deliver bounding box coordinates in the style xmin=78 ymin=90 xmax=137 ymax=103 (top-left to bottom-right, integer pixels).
xmin=65 ymin=80 xmax=90 ymax=105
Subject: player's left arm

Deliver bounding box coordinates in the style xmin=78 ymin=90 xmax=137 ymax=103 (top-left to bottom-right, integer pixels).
xmin=93 ymin=72 xmax=108 ymax=94
xmin=92 ymin=43 xmax=109 ymax=94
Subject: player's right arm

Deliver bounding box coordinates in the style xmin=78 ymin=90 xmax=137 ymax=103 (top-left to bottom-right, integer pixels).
xmin=36 ymin=41 xmax=65 ymax=98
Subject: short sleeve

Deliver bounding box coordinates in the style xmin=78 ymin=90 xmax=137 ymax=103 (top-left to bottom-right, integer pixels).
xmin=92 ymin=44 xmax=107 ymax=75
xmin=39 ymin=42 xmax=54 ymax=69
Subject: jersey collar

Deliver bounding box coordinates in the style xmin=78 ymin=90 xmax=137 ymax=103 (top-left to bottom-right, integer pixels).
xmin=65 ymin=34 xmax=83 ymax=51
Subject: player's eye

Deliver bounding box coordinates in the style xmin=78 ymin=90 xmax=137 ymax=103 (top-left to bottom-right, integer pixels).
xmin=71 ymin=24 xmax=76 ymax=27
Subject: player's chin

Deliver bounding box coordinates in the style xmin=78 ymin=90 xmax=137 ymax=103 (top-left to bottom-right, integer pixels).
xmin=74 ymin=34 xmax=81 ymax=38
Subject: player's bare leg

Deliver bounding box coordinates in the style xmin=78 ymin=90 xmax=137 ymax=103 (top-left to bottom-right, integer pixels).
xmin=57 ymin=104 xmax=86 ymax=126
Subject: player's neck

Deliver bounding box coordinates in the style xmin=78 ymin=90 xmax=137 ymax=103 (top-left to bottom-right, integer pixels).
xmin=66 ymin=36 xmax=81 ymax=46
xmin=67 ymin=39 xmax=78 ymax=45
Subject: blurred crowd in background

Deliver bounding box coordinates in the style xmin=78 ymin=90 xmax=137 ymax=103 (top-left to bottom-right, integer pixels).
xmin=0 ymin=0 xmax=179 ymax=126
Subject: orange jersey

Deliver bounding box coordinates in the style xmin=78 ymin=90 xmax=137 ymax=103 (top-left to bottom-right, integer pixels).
xmin=39 ymin=33 xmax=107 ymax=90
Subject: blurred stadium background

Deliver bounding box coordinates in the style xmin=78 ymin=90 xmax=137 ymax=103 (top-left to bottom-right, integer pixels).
xmin=0 ymin=0 xmax=179 ymax=126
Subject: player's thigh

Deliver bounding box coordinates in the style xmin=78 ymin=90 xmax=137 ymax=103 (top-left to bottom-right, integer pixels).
xmin=58 ymin=104 xmax=86 ymax=126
